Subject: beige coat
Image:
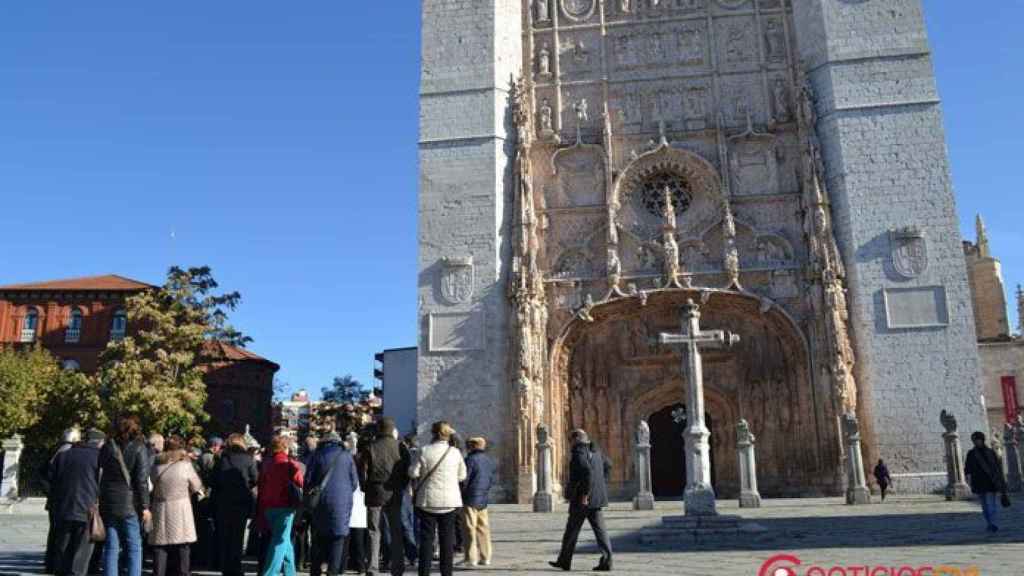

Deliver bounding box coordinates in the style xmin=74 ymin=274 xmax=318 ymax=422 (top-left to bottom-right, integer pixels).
xmin=410 ymin=441 xmax=466 ymax=512
xmin=149 ymin=451 xmax=203 ymax=546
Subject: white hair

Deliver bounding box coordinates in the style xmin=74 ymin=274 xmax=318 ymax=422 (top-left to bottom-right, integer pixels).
xmin=62 ymin=427 xmax=81 ymax=444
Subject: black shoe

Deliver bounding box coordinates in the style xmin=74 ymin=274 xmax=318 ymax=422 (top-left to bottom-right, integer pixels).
xmin=594 ymin=563 xmax=612 ymax=572
xmin=549 ymin=560 xmax=571 ymax=571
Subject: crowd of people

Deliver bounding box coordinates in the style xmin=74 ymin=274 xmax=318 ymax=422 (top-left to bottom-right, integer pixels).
xmin=41 ymin=416 xmax=499 ymax=576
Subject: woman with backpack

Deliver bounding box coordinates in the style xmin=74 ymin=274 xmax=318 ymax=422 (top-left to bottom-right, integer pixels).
xmin=257 ymin=435 xmax=305 ymax=576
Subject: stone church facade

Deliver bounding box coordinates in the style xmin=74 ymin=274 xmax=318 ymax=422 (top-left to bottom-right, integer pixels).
xmin=418 ymin=0 xmax=986 ymax=502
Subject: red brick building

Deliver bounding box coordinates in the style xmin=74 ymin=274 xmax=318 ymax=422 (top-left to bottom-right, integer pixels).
xmin=0 ymin=275 xmax=278 ymax=439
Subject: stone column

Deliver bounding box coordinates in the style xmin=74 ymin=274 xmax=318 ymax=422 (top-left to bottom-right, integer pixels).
xmin=736 ymin=419 xmax=761 ymax=508
xmin=1 ymin=435 xmax=24 ymax=501
xmin=842 ymin=413 xmax=871 ymax=505
xmin=940 ymin=410 xmax=971 ymax=500
xmin=1004 ymin=422 xmax=1023 ymax=493
xmin=533 ymin=424 xmax=554 ymax=512
xmin=633 ymin=420 xmax=654 ymax=511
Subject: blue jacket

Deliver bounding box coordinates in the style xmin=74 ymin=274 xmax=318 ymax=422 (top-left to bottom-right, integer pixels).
xmin=460 ymin=450 xmax=496 ymax=509
xmin=305 ymin=441 xmax=359 ymax=537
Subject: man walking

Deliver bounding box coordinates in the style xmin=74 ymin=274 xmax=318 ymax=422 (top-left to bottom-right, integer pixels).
xmin=550 ymin=429 xmax=613 ymax=572
xmin=964 ymin=431 xmax=1008 ymax=532
xmin=459 ymin=437 xmax=495 ymax=568
xmin=362 ymin=418 xmax=407 ymax=576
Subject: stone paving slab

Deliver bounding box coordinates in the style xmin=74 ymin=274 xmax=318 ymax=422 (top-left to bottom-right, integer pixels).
xmin=1 ymin=496 xmax=1021 ymax=576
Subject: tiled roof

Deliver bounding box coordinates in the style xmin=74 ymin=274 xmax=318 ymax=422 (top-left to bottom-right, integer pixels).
xmin=202 ymin=340 xmax=280 ymax=370
xmin=0 ymin=274 xmax=155 ymax=291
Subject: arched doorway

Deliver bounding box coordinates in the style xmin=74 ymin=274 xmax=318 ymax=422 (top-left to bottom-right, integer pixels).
xmin=548 ymin=289 xmax=840 ymax=500
xmin=648 ymin=403 xmax=717 ymax=498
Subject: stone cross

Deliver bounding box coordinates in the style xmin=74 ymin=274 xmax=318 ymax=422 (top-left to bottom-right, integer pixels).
xmin=1 ymin=435 xmax=24 ymax=501
xmin=658 ymin=298 xmax=739 ymax=516
xmin=1003 ymin=422 xmax=1023 ymax=493
xmin=841 ymin=413 xmax=871 ymax=505
xmin=633 ymin=420 xmax=655 ymax=510
xmin=736 ymin=419 xmax=761 ymax=508
xmin=533 ymin=424 xmax=554 ymax=512
xmin=939 ymin=410 xmax=971 ymax=500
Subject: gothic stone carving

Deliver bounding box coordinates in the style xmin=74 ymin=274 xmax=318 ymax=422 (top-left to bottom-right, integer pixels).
xmin=440 ymin=257 xmax=474 ymax=304
xmin=890 ymin=226 xmax=928 ymax=279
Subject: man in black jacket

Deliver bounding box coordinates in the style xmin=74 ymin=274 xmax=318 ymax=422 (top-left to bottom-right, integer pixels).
xmin=98 ymin=415 xmax=151 ymax=576
xmin=964 ymin=431 xmax=1008 ymax=532
xmin=550 ymin=429 xmax=613 ymax=572
xmin=50 ymin=429 xmax=104 ymax=576
xmin=362 ymin=417 xmax=408 ymax=576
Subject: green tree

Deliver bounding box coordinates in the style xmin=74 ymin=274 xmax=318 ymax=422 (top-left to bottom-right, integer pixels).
xmin=321 ymin=374 xmax=365 ymax=404
xmin=96 ymin=266 xmax=250 ymax=441
xmin=0 ymin=346 xmax=53 ymax=439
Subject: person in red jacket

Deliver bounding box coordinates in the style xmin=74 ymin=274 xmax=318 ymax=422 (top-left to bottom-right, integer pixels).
xmin=257 ymin=435 xmax=304 ymax=576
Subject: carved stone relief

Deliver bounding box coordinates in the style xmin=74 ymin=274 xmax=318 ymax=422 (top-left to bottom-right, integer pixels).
xmin=720 ymin=19 xmax=756 ymax=68
xmin=763 ymin=17 xmax=787 ymax=64
xmin=439 ymin=256 xmax=474 ymax=305
xmin=729 ymin=123 xmax=779 ymax=197
xmin=561 ymin=0 xmax=598 ymax=22
xmin=551 ymin=146 xmax=606 ymax=208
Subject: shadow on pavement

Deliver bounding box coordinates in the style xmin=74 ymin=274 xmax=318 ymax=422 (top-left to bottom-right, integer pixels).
xmin=601 ymin=508 xmax=1024 ymax=554
xmin=0 ymin=551 xmax=44 ymax=575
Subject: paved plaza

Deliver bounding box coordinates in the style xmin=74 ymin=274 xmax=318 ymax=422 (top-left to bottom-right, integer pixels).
xmin=1 ymin=496 xmax=1020 ymax=576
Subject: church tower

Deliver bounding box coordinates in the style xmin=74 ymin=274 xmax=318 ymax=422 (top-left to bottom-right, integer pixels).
xmin=417 ymin=0 xmax=523 ymax=489
xmin=792 ymin=0 xmax=987 ymax=488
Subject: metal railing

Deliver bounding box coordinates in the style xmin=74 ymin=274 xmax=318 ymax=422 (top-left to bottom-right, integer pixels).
xmin=20 ymin=329 xmax=36 ymax=343
xmin=65 ymin=328 xmax=81 ymax=343
xmin=110 ymin=329 xmax=126 ymax=341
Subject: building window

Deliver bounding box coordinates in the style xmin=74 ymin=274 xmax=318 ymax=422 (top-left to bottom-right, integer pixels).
xmin=110 ymin=310 xmax=127 ymax=341
xmin=62 ymin=359 xmax=80 ymax=371
xmin=21 ymin=308 xmax=38 ymax=342
xmin=222 ymin=400 xmax=236 ymax=421
xmin=66 ymin=309 xmax=83 ymax=343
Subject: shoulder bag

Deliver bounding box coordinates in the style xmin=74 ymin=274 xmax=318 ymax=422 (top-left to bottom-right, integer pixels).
xmin=413 ymin=446 xmax=453 ymax=505
xmin=304 ymin=452 xmax=343 ymax=510
xmin=88 ymin=458 xmax=106 ymax=543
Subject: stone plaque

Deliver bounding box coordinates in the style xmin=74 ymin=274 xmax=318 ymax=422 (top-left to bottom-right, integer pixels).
xmin=883 ymin=286 xmax=949 ymax=329
xmin=428 ymin=311 xmax=485 ymax=352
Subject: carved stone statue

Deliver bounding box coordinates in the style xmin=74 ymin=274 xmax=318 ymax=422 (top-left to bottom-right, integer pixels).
xmin=574 ymin=98 xmax=589 ymax=124
xmin=607 ymin=247 xmax=623 ymax=294
xmin=765 ymin=20 xmax=785 ymax=62
xmin=772 ymin=78 xmax=790 ymax=122
xmin=535 ymin=0 xmax=550 ymax=22
xmin=737 ymin=418 xmax=755 ymax=445
xmin=539 ymin=99 xmax=554 ymax=133
xmin=662 ymin=231 xmax=681 ymax=287
xmin=940 ymin=409 xmax=958 ymax=434
xmin=538 ymin=43 xmax=552 ymax=77
xmin=842 ymin=412 xmax=860 ymax=440
xmin=637 ymin=419 xmax=650 ymax=445
xmin=619 ymin=0 xmax=631 ymax=13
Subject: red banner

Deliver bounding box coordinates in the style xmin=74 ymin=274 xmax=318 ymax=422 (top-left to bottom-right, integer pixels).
xmin=1002 ymin=376 xmax=1019 ymax=423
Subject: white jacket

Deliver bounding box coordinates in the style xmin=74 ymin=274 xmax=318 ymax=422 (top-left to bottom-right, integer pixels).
xmin=410 ymin=441 xmax=467 ymax=512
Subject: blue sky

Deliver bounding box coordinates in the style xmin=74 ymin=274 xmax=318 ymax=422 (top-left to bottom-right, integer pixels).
xmin=1 ymin=2 xmax=1020 ymax=399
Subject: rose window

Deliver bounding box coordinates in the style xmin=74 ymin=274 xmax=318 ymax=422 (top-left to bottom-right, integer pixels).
xmin=636 ymin=172 xmax=691 ymax=217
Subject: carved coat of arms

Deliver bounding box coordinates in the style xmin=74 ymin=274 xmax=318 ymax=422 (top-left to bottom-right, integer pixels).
xmin=560 ymin=0 xmax=596 ymax=21
xmin=890 ymin=227 xmax=928 ymax=279
xmin=440 ymin=256 xmax=474 ymax=305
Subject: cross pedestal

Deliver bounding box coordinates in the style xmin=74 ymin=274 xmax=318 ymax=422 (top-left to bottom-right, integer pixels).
xmin=659 ymin=299 xmax=739 ymax=516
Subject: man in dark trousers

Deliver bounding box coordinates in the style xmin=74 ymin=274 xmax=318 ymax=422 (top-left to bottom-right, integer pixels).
xmin=964 ymin=431 xmax=1008 ymax=532
xmin=50 ymin=428 xmax=105 ymax=576
xmin=362 ymin=418 xmax=408 ymax=576
xmin=550 ymin=429 xmax=613 ymax=572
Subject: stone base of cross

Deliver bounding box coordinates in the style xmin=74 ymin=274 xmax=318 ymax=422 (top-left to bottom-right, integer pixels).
xmin=659 ymin=298 xmax=739 ymax=516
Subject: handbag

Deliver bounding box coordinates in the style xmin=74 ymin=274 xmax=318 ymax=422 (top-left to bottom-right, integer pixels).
xmin=88 ymin=464 xmax=105 ymax=542
xmin=88 ymin=504 xmax=106 ymax=543
xmin=413 ymin=446 xmax=453 ymax=505
xmin=304 ymin=453 xmax=343 ymax=510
